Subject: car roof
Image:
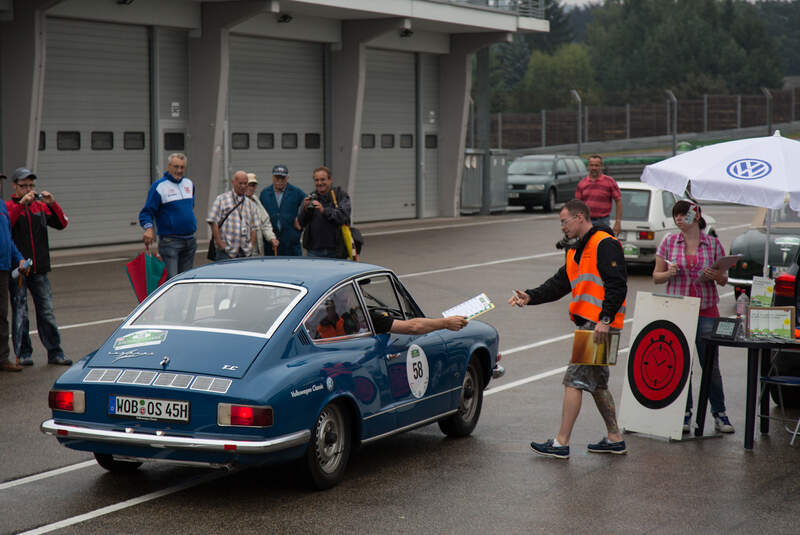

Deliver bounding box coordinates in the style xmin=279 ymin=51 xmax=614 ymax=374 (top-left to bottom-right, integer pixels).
xmin=172 ymin=258 xmax=388 ymax=293
xmin=515 ymin=154 xmax=580 ymax=160
xmin=618 ymin=181 xmax=665 ymax=192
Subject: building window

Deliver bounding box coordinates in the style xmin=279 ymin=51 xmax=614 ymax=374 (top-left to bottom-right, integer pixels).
xmin=361 ymin=134 xmax=375 ymax=149
xmin=39 ymin=132 xmax=46 ymax=151
xmin=124 ymin=132 xmax=145 ymax=150
xmin=281 ymin=133 xmax=298 ymax=149
xmin=305 ymin=133 xmax=321 ymax=149
xmin=91 ymin=131 xmax=114 ymax=150
xmin=57 ymin=131 xmax=80 ymax=151
xmin=425 ymin=134 xmax=438 ymax=149
xmin=164 ymin=132 xmax=185 ymax=151
xmin=232 ymin=133 xmax=250 ymax=150
xmin=257 ymin=133 xmax=274 ymax=149
xmin=399 ymin=134 xmax=413 ymax=149
xmin=381 ymin=134 xmax=395 ymax=149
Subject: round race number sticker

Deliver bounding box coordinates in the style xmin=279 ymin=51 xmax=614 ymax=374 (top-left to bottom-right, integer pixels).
xmin=406 ymin=344 xmax=429 ymax=399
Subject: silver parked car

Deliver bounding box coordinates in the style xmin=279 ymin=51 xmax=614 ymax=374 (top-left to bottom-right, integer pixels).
xmin=506 ymin=155 xmax=587 ymax=212
xmin=611 ymin=181 xmax=715 ymax=267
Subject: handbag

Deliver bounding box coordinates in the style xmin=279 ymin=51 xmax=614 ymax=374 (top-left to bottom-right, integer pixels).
xmin=330 ymin=189 xmax=359 ymax=261
xmin=207 ymin=194 xmax=244 ymax=260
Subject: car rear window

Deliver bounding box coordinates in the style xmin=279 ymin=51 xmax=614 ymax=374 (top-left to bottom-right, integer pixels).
xmin=508 ymin=159 xmax=552 ymax=175
xmin=611 ymin=189 xmax=651 ymax=222
xmin=131 ymin=282 xmax=300 ymax=336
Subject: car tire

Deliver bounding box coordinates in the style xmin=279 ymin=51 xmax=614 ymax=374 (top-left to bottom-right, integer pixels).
xmin=438 ymin=355 xmax=484 ymax=437
xmin=94 ymin=453 xmax=142 ymax=473
xmin=305 ymin=401 xmax=351 ymax=490
xmin=542 ymin=189 xmax=556 ymax=213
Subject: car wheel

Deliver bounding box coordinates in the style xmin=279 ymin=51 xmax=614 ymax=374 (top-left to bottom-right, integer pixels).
xmin=542 ymin=189 xmax=556 ymax=213
xmin=94 ymin=453 xmax=142 ymax=473
xmin=305 ymin=401 xmax=351 ymax=490
xmin=438 ymin=356 xmax=484 ymax=437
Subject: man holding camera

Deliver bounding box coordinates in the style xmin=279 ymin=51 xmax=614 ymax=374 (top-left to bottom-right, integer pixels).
xmin=297 ymin=166 xmax=352 ymax=258
xmin=6 ymin=168 xmax=71 ymax=366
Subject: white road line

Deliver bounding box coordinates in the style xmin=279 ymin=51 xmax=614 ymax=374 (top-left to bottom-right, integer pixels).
xmin=0 ymin=461 xmax=97 ymax=491
xmin=51 ymin=258 xmax=129 ymax=269
xmin=361 ymin=215 xmax=552 ymax=237
xmin=400 ymin=251 xmax=562 ymax=279
xmin=18 ymin=471 xmax=227 ymax=535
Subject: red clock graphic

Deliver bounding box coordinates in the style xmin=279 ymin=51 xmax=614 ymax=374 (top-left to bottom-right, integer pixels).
xmin=627 ymin=320 xmax=690 ymax=410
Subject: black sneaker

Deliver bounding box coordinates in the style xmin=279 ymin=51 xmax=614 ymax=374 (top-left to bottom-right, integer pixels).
xmin=18 ymin=356 xmax=33 ymax=366
xmin=587 ymin=437 xmax=627 ymax=454
xmin=530 ymin=439 xmax=569 ymax=459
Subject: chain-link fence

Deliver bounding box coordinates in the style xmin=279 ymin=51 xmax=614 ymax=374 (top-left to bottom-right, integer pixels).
xmin=483 ymin=87 xmax=800 ymax=149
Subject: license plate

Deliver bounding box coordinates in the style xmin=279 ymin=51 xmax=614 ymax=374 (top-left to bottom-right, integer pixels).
xmin=623 ymin=244 xmax=640 ymax=258
xmin=508 ymin=192 xmax=519 ymax=199
xmin=617 ymin=232 xmax=627 ymax=241
xmin=109 ymin=395 xmax=189 ymax=422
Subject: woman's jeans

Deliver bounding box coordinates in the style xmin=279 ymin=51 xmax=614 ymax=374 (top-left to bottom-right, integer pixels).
xmin=685 ymin=315 xmax=727 ymax=415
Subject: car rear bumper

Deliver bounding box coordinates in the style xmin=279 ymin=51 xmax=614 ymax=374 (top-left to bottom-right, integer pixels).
xmin=727 ymin=277 xmax=753 ymax=288
xmin=41 ymin=419 xmax=310 ymax=454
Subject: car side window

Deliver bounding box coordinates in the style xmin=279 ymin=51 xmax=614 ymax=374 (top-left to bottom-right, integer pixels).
xmin=304 ymin=284 xmax=369 ymax=341
xmin=556 ymin=159 xmax=567 ymax=174
xmin=662 ymin=191 xmax=676 ymax=217
xmin=357 ymin=275 xmax=406 ymax=325
xmin=574 ymin=158 xmax=587 ymax=174
xmin=565 ymin=159 xmax=578 ymax=173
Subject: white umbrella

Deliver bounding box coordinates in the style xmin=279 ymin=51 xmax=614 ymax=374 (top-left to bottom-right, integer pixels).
xmin=642 ymin=131 xmax=800 ymax=277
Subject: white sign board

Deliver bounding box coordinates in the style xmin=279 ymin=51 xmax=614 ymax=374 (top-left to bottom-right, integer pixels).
xmin=619 ymin=291 xmax=700 ymax=441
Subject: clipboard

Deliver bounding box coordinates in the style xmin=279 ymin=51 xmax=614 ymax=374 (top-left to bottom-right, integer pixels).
xmin=571 ymin=329 xmax=620 ymax=365
xmin=710 ymin=254 xmax=742 ymax=271
xmin=442 ymin=293 xmax=495 ymax=320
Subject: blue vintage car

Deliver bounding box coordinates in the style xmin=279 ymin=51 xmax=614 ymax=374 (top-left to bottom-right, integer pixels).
xmin=41 ymin=258 xmax=501 ymax=489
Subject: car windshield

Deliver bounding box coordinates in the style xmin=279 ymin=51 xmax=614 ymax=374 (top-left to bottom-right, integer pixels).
xmin=754 ymin=203 xmax=800 ymax=230
xmin=610 ymin=189 xmax=651 ymax=222
xmin=131 ymin=282 xmax=301 ymax=336
xmin=508 ymin=159 xmax=552 ymax=175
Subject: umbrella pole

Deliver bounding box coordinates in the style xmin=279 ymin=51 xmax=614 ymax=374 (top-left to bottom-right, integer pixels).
xmin=763 ymin=209 xmax=772 ymax=278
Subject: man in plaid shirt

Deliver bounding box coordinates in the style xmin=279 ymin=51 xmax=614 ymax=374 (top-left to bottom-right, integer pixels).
xmin=207 ymin=171 xmax=258 ymax=260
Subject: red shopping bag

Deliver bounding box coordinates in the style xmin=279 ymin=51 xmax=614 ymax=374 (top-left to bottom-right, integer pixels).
xmin=125 ymin=250 xmax=168 ymax=303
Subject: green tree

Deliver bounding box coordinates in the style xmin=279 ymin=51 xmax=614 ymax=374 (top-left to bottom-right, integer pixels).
xmin=758 ymin=0 xmax=800 ymax=76
xmin=586 ymin=0 xmax=782 ymax=101
xmin=514 ymin=43 xmax=599 ymax=111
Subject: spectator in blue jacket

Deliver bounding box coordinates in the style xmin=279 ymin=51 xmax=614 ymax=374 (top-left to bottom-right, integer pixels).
xmin=0 ymin=170 xmax=28 ymax=372
xmin=259 ymin=165 xmax=305 ymax=256
xmin=139 ymin=153 xmax=197 ymax=279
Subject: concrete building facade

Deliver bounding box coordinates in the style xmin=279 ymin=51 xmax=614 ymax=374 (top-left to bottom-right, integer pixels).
xmin=0 ymin=0 xmax=545 ymax=247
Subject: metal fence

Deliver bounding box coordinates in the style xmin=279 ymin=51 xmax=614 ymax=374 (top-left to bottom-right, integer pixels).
xmin=483 ymin=87 xmax=800 ymax=149
xmin=454 ymin=0 xmax=545 ymax=18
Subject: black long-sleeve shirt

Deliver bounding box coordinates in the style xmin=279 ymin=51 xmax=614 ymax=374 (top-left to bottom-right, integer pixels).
xmin=524 ymin=227 xmax=627 ymax=323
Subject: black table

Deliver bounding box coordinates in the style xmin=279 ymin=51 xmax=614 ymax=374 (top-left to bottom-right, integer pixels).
xmin=697 ymin=335 xmax=800 ymax=449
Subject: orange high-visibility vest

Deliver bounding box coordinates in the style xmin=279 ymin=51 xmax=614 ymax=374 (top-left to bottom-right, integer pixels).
xmin=565 ymin=230 xmax=626 ymax=329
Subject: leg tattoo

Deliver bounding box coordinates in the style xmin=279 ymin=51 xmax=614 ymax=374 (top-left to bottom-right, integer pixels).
xmin=591 ymin=388 xmax=620 ymax=436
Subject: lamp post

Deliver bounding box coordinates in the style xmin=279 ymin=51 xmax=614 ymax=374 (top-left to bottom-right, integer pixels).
xmin=665 ymin=89 xmax=677 ymax=156
xmin=570 ymin=89 xmax=581 ymax=156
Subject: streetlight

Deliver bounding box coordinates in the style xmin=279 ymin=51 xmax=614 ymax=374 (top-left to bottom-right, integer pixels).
xmin=570 ymin=89 xmax=581 ymax=156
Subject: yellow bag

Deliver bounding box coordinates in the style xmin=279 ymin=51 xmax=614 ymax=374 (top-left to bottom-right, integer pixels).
xmin=330 ymin=189 xmax=358 ymax=261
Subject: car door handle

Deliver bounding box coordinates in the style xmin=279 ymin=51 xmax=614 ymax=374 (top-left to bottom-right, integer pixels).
xmin=385 ymin=352 xmax=402 ymax=361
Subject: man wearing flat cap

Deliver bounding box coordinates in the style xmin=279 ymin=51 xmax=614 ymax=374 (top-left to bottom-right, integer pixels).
xmin=6 ymin=168 xmax=70 ymax=367
xmin=260 ymin=164 xmax=305 ymax=256
xmin=245 ymin=173 xmax=278 ymax=256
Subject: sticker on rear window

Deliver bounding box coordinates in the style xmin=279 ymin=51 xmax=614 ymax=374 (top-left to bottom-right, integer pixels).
xmin=113 ymin=330 xmax=168 ymax=350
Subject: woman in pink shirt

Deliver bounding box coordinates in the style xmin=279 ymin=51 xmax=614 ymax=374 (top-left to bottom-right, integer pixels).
xmin=652 ymin=200 xmax=734 ymax=434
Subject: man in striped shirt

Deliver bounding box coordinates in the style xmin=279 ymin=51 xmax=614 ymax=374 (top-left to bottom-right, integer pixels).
xmin=575 ymin=154 xmax=622 ymax=235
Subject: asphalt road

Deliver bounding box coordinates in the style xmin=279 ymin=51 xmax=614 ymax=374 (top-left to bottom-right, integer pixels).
xmin=3 ymin=203 xmax=799 ymax=535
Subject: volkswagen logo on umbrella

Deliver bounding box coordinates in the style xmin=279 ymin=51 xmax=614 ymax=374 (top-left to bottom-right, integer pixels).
xmin=726 ymin=158 xmax=772 ymax=180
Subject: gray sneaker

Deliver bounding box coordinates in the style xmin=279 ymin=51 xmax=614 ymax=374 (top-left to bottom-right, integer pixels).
xmin=713 ymin=412 xmax=735 ymax=433
xmin=530 ymin=439 xmax=569 ymax=459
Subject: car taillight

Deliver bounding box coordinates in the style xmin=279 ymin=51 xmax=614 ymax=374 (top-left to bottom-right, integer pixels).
xmin=48 ymin=390 xmax=85 ymax=413
xmin=774 ymin=273 xmax=795 ymax=298
xmin=496 ymin=353 xmax=502 ymax=362
xmin=218 ymin=403 xmax=273 ymax=427
xmin=638 ymin=231 xmax=655 ymax=240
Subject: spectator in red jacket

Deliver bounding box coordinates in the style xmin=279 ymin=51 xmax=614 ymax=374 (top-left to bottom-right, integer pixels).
xmin=6 ymin=168 xmax=71 ymax=366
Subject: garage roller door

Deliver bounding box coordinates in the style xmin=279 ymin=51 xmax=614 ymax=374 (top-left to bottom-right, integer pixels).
xmin=228 ymin=36 xmax=324 ymax=195
xmin=38 ymin=18 xmax=150 ymax=247
xmin=355 ymin=49 xmax=416 ymax=222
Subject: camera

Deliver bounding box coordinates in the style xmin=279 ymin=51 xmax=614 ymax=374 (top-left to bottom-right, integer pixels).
xmin=307 ymin=192 xmax=319 ymax=209
xmin=33 ymin=193 xmax=43 ymax=201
